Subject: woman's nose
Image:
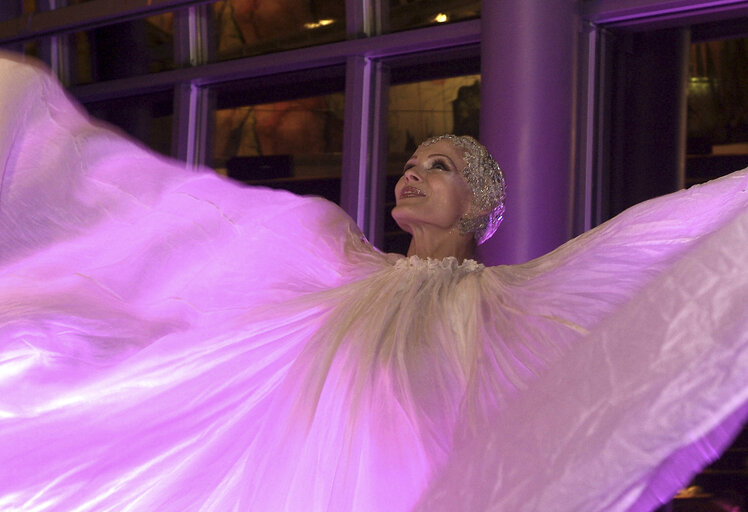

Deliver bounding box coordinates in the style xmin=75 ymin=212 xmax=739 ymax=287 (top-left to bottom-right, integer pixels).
xmin=403 ymin=167 xmax=422 ymax=182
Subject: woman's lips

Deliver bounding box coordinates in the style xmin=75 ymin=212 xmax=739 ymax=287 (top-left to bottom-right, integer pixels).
xmin=399 ymin=186 xmax=426 ymax=199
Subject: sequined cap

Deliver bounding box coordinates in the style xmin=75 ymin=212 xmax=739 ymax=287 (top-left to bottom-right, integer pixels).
xmin=421 ymin=134 xmax=507 ymax=245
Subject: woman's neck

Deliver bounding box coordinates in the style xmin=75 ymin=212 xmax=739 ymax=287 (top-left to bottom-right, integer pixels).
xmin=406 ymin=228 xmax=475 ymax=262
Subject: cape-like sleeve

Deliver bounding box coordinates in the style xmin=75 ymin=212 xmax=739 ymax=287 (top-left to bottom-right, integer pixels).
xmin=1 ymin=52 xmax=746 ymax=512
xmin=417 ymin=170 xmax=748 ymax=511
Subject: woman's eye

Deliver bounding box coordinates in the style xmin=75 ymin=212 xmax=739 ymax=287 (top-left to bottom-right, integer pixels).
xmin=431 ymin=161 xmax=447 ymax=171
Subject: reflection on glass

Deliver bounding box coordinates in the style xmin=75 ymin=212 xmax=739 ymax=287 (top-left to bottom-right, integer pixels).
xmin=687 ymin=38 xmax=748 ymax=152
xmin=213 ymin=93 xmax=345 ymax=204
xmin=388 ymin=0 xmax=479 ymax=33
xmin=86 ymin=91 xmax=174 ymax=157
xmin=211 ymin=0 xmax=345 ymax=61
xmin=23 ymin=40 xmax=39 ymax=57
xmin=383 ymin=74 xmax=481 ymax=254
xmin=686 ymin=37 xmax=748 ymax=186
xmin=72 ymin=13 xmax=174 ymax=84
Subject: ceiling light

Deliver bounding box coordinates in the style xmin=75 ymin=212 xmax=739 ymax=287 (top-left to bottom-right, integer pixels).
xmin=304 ymin=19 xmax=335 ymax=29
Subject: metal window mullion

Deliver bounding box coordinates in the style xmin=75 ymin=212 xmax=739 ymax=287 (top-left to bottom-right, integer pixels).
xmin=343 ymin=0 xmax=389 ymax=244
xmin=575 ymin=22 xmax=614 ymax=235
xmin=346 ymin=0 xmax=387 ymax=37
xmin=173 ymin=81 xmax=211 ymax=167
xmin=575 ymin=23 xmax=619 ymax=234
xmin=592 ymin=28 xmax=613 ymax=229
xmin=574 ymin=22 xmax=598 ymax=236
xmin=366 ymin=61 xmax=390 ymax=247
xmin=39 ymin=0 xmax=75 ymax=86
xmin=175 ymin=4 xmax=209 ymax=67
xmin=34 ymin=0 xmax=56 ymax=72
xmin=46 ymin=34 xmax=75 ymax=86
xmin=341 ymin=55 xmax=389 ymax=244
xmin=172 ymin=4 xmax=210 ymax=167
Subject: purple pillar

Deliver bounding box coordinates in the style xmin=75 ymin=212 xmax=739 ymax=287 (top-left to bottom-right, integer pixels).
xmin=477 ymin=0 xmax=577 ymax=265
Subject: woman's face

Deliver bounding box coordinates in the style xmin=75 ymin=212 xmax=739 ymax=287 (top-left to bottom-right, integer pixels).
xmin=391 ymin=140 xmax=474 ymax=235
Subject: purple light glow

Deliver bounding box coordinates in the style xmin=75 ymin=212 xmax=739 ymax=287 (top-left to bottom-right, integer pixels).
xmin=1 ymin=51 xmax=748 ymax=512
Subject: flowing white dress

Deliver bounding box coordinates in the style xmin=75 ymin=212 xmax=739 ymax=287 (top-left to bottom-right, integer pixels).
xmin=0 ymin=52 xmax=746 ymax=512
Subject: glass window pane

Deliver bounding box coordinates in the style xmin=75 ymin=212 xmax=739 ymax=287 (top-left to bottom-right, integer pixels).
xmin=210 ymin=0 xmax=345 ymax=61
xmin=383 ymin=74 xmax=481 ymax=254
xmin=212 ymin=85 xmax=345 ymax=204
xmin=85 ymin=91 xmax=175 ymax=157
xmin=388 ymin=0 xmax=479 ymax=33
xmin=686 ymin=37 xmax=748 ymax=186
xmin=72 ymin=13 xmax=175 ymax=85
xmin=1 ymin=0 xmax=39 ymax=58
xmin=23 ymin=39 xmax=40 ymax=58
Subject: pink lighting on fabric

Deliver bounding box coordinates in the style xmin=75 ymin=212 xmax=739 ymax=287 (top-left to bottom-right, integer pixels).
xmin=0 ymin=52 xmax=747 ymax=511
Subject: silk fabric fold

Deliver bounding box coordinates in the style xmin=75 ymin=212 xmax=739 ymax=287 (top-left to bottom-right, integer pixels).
xmin=1 ymin=53 xmax=746 ymax=511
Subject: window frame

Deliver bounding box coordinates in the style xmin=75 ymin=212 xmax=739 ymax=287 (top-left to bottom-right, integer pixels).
xmin=5 ymin=0 xmax=748 ymax=245
xmin=0 ymin=0 xmax=480 ymax=246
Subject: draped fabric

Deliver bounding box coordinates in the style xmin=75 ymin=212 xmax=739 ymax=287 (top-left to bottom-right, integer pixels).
xmin=1 ymin=52 xmax=746 ymax=512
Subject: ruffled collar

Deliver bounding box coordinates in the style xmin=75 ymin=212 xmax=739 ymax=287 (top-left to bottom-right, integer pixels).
xmin=393 ymin=255 xmax=484 ymax=273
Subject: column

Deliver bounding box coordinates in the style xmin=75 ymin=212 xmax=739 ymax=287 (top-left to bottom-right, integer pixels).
xmin=477 ymin=0 xmax=578 ymax=265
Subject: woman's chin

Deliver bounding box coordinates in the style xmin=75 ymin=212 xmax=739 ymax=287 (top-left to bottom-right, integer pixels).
xmin=391 ymin=207 xmax=415 ymax=232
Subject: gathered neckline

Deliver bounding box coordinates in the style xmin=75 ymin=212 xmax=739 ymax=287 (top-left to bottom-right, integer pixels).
xmin=393 ymin=255 xmax=484 ymax=272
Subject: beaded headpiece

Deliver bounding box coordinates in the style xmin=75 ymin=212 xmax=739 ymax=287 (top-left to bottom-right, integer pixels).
xmin=420 ymin=134 xmax=506 ymax=245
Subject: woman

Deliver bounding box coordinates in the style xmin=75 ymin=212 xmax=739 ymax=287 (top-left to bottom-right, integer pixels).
xmin=392 ymin=134 xmax=505 ymax=262
xmin=1 ymin=52 xmax=747 ymax=511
